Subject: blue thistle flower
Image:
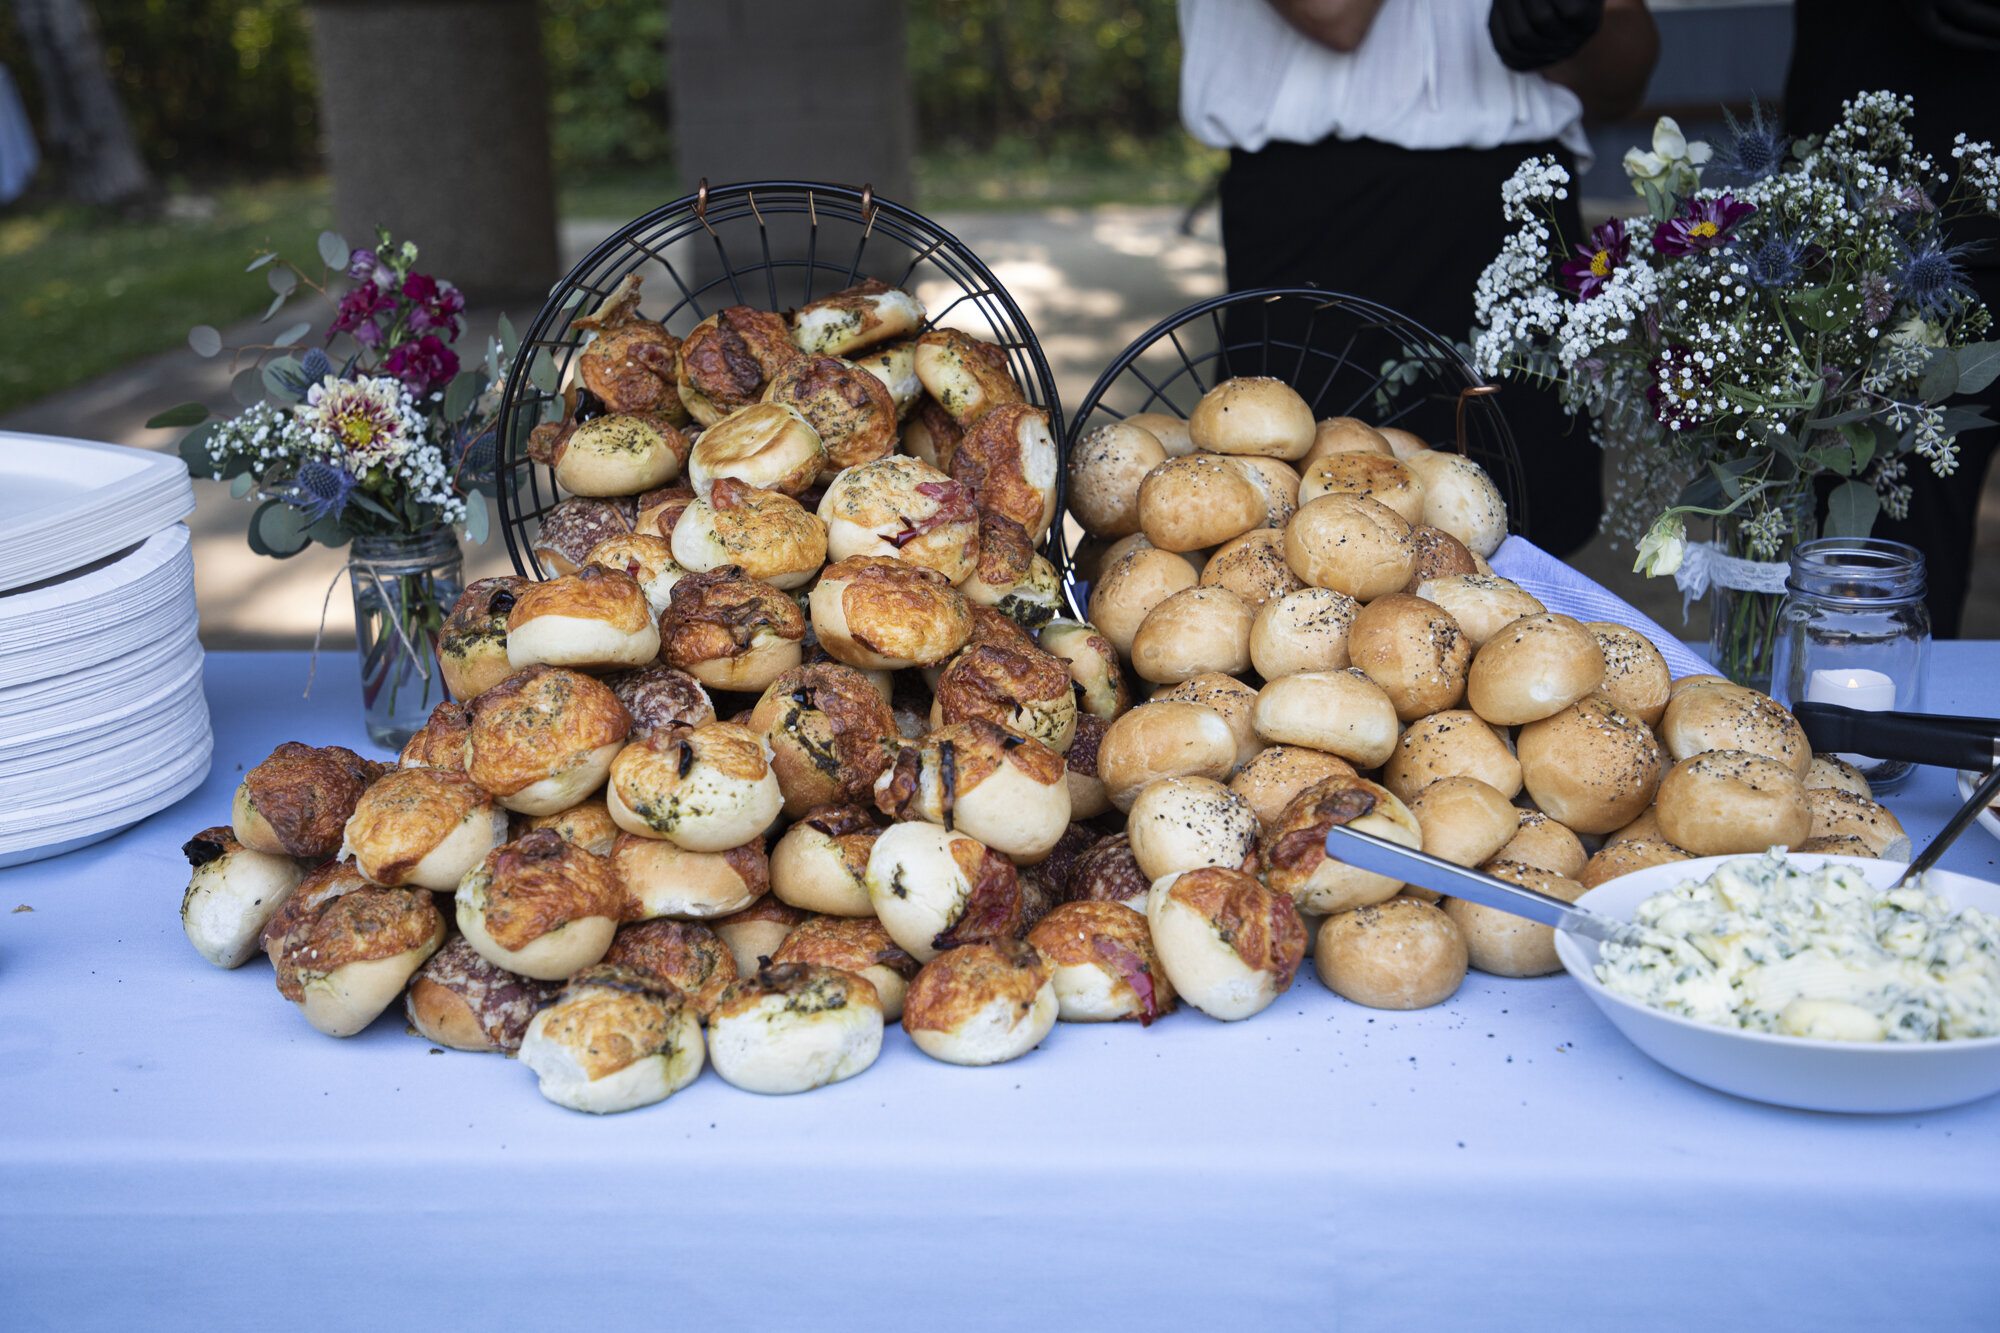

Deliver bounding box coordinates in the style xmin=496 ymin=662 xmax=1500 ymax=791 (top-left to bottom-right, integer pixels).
xmin=1715 ymin=99 xmax=1789 ymax=183
xmin=290 ymin=459 xmax=359 ymax=523
xmin=1744 ymin=233 xmax=1810 ymax=289
xmin=1896 ymin=236 xmax=1979 ymax=318
xmin=299 ymin=347 xmax=333 ymax=383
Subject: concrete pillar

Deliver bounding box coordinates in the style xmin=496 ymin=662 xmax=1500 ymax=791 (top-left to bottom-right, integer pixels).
xmin=669 ymin=0 xmax=914 ymax=206
xmin=309 ymin=0 xmax=559 ymax=302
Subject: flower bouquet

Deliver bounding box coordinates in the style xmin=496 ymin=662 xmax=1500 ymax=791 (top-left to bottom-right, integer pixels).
xmin=1472 ymin=93 xmax=2000 ymax=688
xmin=149 ymin=229 xmax=517 ymax=745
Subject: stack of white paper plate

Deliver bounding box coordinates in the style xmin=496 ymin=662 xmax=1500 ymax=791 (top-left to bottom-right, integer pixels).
xmin=0 ymin=434 xmax=207 ymax=867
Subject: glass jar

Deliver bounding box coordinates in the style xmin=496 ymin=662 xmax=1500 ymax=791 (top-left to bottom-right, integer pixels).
xmin=1770 ymin=537 xmax=1929 ymax=791
xmin=349 ymin=529 xmax=464 ymax=751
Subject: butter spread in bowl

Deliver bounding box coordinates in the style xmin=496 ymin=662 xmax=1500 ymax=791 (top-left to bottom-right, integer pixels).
xmin=1595 ymin=851 xmax=2000 ymax=1042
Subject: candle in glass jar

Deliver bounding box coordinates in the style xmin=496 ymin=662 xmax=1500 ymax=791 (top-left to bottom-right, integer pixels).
xmin=1805 ymin=668 xmax=1897 ymax=767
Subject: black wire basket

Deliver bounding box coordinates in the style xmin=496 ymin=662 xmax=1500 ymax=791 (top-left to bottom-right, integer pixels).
xmin=494 ymin=180 xmax=1063 ymax=577
xmin=1059 ymin=287 xmax=1526 ymax=615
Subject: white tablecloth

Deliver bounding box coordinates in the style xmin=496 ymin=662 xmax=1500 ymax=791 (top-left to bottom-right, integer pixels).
xmin=4 ymin=651 xmax=1998 ymax=1332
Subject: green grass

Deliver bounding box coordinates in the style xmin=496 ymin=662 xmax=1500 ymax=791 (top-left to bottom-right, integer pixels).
xmin=0 ymin=178 xmax=335 ymax=418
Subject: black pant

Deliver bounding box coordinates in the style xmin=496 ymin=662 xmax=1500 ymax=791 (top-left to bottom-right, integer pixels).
xmin=1220 ymin=134 xmax=1603 ymax=557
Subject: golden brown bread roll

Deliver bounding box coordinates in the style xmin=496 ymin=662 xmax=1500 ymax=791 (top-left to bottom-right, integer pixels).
xmin=1654 ymin=750 xmax=1812 ymax=856
xmin=657 ymin=565 xmax=807 ymax=692
xmin=912 ymin=327 xmax=1025 ymax=427
xmin=603 ymin=918 xmax=739 ymax=1020
xmin=606 ymin=723 xmax=782 ymax=852
xmin=341 ymin=766 xmax=508 ymax=891
xmin=1087 ymin=544 xmax=1200 ymax=661
xmin=772 ymin=913 xmax=919 ymax=1022
xmin=809 ymin=554 xmax=975 ymax=672
xmin=505 ymin=565 xmax=661 ymax=673
xmin=1345 ymin=593 xmax=1471 ymax=722
xmin=1578 ymin=837 xmax=1693 ymax=890
xmin=1658 ymin=680 xmax=1813 ymax=778
xmin=1464 ymin=612 xmax=1605 ymax=726
xmin=1305 ymin=417 xmax=1394 ymax=462
xmin=1445 ymin=862 xmax=1582 ymax=976
xmin=267 ymin=879 xmax=446 ymax=1037
xmin=1146 ymin=866 xmax=1306 ymax=1021
xmin=1229 ymin=745 xmax=1358 ymax=830
xmin=790 ymin=278 xmax=926 ymax=358
xmin=404 ymin=935 xmax=562 ymax=1054
xmin=1515 ymin=695 xmax=1664 ymax=834
xmin=1380 ymin=709 xmax=1522 ymax=804
xmin=1284 ymin=493 xmax=1415 ymax=601
xmin=1251 ymin=669 xmax=1400 ymax=769
xmin=573 ymin=278 xmax=684 ymax=418
xmin=455 ymin=830 xmax=625 ymax=980
xmin=1255 ymin=774 xmax=1422 ymax=914
xmin=1403 ymin=449 xmax=1508 ymax=557
xmin=817 ymin=454 xmax=981 ymax=584
xmin=761 ymin=352 xmax=898 ymax=475
xmin=951 ymin=402 xmax=1061 ymax=543
xmin=399 ymin=701 xmax=472 ymax=773
xmin=1587 ymin=622 xmax=1673 ymax=728
xmin=1249 ymin=586 xmax=1359 ymax=679
xmin=1188 ymin=377 xmax=1315 ymax=459
xmin=1026 ymin=899 xmax=1177 ymax=1024
xmin=902 ymin=937 xmax=1056 ymax=1065
xmin=463 ymin=665 xmax=631 ymax=816
xmin=1095 ymin=700 xmax=1238 ymax=811
xmin=521 ymin=798 xmax=622 ymax=856
xmin=1806 ymin=787 xmax=1911 ymax=860
xmin=1412 ymin=573 xmax=1544 ymax=648
xmin=1315 ymin=897 xmax=1467 ymax=1009
xmin=1407 ymin=776 xmax=1519 ymax=868
xmin=233 ymin=742 xmax=385 ymax=861
xmin=1156 ymin=673 xmax=1263 ymax=773
xmin=769 ymin=803 xmax=880 ymax=917
xmin=670 ymin=477 xmax=826 ymax=590
xmin=1402 ymin=525 xmax=1480 ymax=590
xmin=1488 ymin=813 xmax=1588 ymax=880
xmin=438 ymin=577 xmax=529 ymax=701
xmin=677 ymin=305 xmax=803 ymax=425
xmin=748 ymin=662 xmax=900 ymax=817
xmin=1297 ymin=453 xmax=1425 ymax=525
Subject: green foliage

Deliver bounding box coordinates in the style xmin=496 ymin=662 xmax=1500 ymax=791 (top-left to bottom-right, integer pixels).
xmin=908 ymin=0 xmax=1183 ymax=150
xmin=541 ymin=0 xmax=673 ymax=175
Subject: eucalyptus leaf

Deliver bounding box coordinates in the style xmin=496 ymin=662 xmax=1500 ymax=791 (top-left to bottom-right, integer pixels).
xmin=1954 ymin=341 xmax=2000 ymax=396
xmin=307 ymin=514 xmax=352 ymax=548
xmin=1679 ymin=470 xmax=1725 ymax=510
xmin=257 ymin=500 xmax=312 ymax=557
xmin=1711 ymin=460 xmax=1743 ymax=501
xmin=187 ymin=326 xmax=223 ymax=358
xmin=1808 ymin=444 xmax=1854 ymax=476
xmin=463 ymin=489 xmax=490 ymax=545
xmin=229 ymin=472 xmax=255 ymax=500
xmin=497 ymin=313 xmax=518 ymax=356
xmin=1937 ymin=404 xmax=1997 ymax=435
xmin=175 ymin=421 xmax=219 ymax=476
xmin=267 ymin=265 xmax=298 ymax=296
xmin=1920 ymin=349 xmax=1960 ymax=403
xmin=443 ymin=371 xmax=481 ymax=422
xmin=1824 ymin=479 xmax=1880 ymax=539
xmin=246 ymin=252 xmax=277 ymax=272
xmin=317 ymin=230 xmax=351 ymax=270
xmin=232 ymin=367 xmax=267 ymax=407
xmin=146 ymin=401 xmax=209 ymax=429
xmin=528 ymin=353 xmax=560 ymax=395
xmin=263 ymin=291 xmax=287 ymax=322
xmin=273 ymin=321 xmax=312 ymax=348
xmin=245 ymin=500 xmax=275 ymax=557
xmin=349 ymin=489 xmax=399 ymax=523
xmin=1840 ymin=421 xmax=1876 ymax=474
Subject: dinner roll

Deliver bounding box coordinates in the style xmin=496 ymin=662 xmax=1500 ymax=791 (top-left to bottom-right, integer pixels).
xmin=670 ymin=477 xmax=826 ymax=591
xmin=1131 ymin=586 xmax=1255 ymax=684
xmin=1255 ymin=774 xmax=1422 ymax=914
xmin=1038 ymin=619 xmax=1131 ymax=721
xmin=1127 ymin=410 xmax=1195 ymax=457
xmin=1252 ymin=670 xmax=1400 ymax=769
xmin=1096 ymin=700 xmax=1239 ymax=811
xmin=1068 ymin=420 xmax=1167 ymax=539
xmin=233 ymin=742 xmax=383 ymax=861
xmin=817 ymin=454 xmax=983 ymax=585
xmin=179 ymin=827 xmax=307 ymax=970
xmin=463 ymin=665 xmax=631 ymax=817
xmin=1346 ymin=593 xmax=1471 ymax=722
xmin=1413 ymin=573 xmax=1544 ymax=648
xmin=266 ymin=881 xmax=446 ymax=1037
xmin=1606 ymin=805 xmax=1666 ymax=847
xmin=1578 ymin=837 xmax=1694 ymax=890
xmin=1088 ymin=545 xmax=1201 ymax=661
xmin=1189 ymin=377 xmax=1315 ymax=459
xmin=1305 ymin=417 xmax=1394 ymax=461
xmin=790 ymin=278 xmax=926 ymax=358
xmin=688 ymin=402 xmax=826 ymax=498
xmin=574 ymin=283 xmax=682 ymax=416
xmin=1403 ymin=450 xmax=1508 ymax=556
xmin=1200 ymin=528 xmax=1305 ymax=609
xmin=1654 ymin=750 xmax=1813 ymax=856
xmin=1026 ymin=900 xmax=1177 ymax=1023
xmin=518 ymin=964 xmax=705 ymax=1114
xmin=865 ymin=821 xmax=1019 ymax=964
xmin=658 ymin=565 xmax=808 ymax=693
xmin=1515 ymin=695 xmax=1664 ymax=834
xmin=1139 ymin=454 xmax=1268 ymax=552
xmin=1126 ymin=777 xmax=1261 ymax=881
xmin=396 ymin=702 xmax=471 ymax=773
xmin=1489 ymin=812 xmax=1588 ymax=879
xmin=1297 ymin=453 xmax=1425 ymax=525
xmin=531 ymin=495 xmax=636 ymax=577
xmin=1147 ymin=867 xmax=1306 ymax=1021
xmin=1407 ymin=776 xmax=1518 ymax=867
xmin=1229 ymin=746 xmax=1358 ymax=829
xmin=1445 ymin=862 xmax=1584 ymax=976
xmin=1807 ymin=788 xmax=1911 ymax=860
xmin=749 ymin=662 xmax=899 ymax=817
xmin=584 ymin=532 xmax=685 ymax=615
xmin=677 ymin=305 xmax=803 ymax=425
xmin=710 ymin=896 xmax=809 ymax=978
xmin=341 ymin=767 xmax=508 ymax=891
xmin=1465 ymin=613 xmax=1604 ymax=726
xmin=875 ymin=718 xmax=1071 ymax=864
xmin=1587 ymin=623 xmax=1673 ymax=727
xmin=1380 ymin=709 xmax=1522 ymax=804
xmin=404 ymin=935 xmax=562 ymax=1054
xmin=1225 ymin=455 xmax=1302 ymax=531
xmin=553 ymin=412 xmax=686 ymax=497
xmin=769 ymin=804 xmax=879 ymax=916
xmin=1250 ymin=587 xmax=1359 ymax=679
xmin=522 ymin=798 xmax=622 ymax=856
xmin=1401 ymin=525 xmax=1480 ymax=592
xmin=504 ymin=566 xmax=660 ymax=673
xmin=930 ymin=643 xmax=1079 ymax=755
xmin=773 ymin=914 xmax=919 ymax=1022
xmin=607 ymin=723 xmax=782 ymax=852
xmin=438 ymin=576 xmax=529 ymax=701
xmin=912 ymin=327 xmax=1025 ymax=426
xmin=1315 ymin=898 xmax=1468 ymax=1009
xmin=810 ymin=555 xmax=974 ymax=674
xmin=1658 ymin=680 xmax=1813 ymax=778
xmin=1284 ymin=493 xmax=1415 ymax=602
xmin=708 ymin=962 xmax=884 ymax=1094
xmin=454 ymin=830 xmax=624 ymax=980
xmin=1806 ymin=754 xmax=1872 ymax=797
xmin=902 ymin=938 xmax=1057 ymax=1066
xmin=612 ymin=835 xmax=768 ymax=921
xmin=1156 ymin=673 xmax=1263 ymax=773
xmin=586 ymin=926 xmax=733 ymax=1034
xmin=761 ymin=352 xmax=898 ymax=476
xmin=602 ymin=664 xmax=717 ymax=740
xmin=951 ymin=403 xmax=1060 ymax=543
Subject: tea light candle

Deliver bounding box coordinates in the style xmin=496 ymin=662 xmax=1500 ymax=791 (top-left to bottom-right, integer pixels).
xmin=1805 ymin=668 xmax=1897 ymax=767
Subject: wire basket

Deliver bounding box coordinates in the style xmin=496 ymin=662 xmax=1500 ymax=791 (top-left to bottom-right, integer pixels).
xmin=494 ymin=180 xmax=1063 ymax=577
xmin=1059 ymin=287 xmax=1526 ymax=614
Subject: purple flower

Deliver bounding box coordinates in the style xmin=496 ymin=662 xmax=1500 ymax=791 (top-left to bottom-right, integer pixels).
xmin=1646 ymin=345 xmax=1709 ymax=432
xmin=289 ymin=459 xmax=359 ymax=522
xmin=385 ymin=334 xmax=460 ymax=395
xmin=1896 ymin=236 xmax=1977 ymax=318
xmin=1653 ymin=193 xmax=1757 ymax=257
xmin=346 ymin=248 xmax=393 ymax=288
xmin=328 ymin=282 xmax=395 ymax=349
xmin=1561 ymin=218 xmax=1631 ymax=299
xmin=402 ymin=273 xmax=465 ymax=340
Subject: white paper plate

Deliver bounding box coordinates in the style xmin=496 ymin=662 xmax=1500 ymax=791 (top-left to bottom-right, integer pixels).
xmin=0 ymin=433 xmax=195 ymax=592
xmin=0 ymin=632 xmax=205 ymax=743
xmin=0 ymin=715 xmax=212 ymax=864
xmin=0 ymin=652 xmax=207 ymax=786
xmin=1953 ymin=769 xmax=2000 ymax=848
xmin=0 ymin=525 xmax=196 ymax=687
xmin=1557 ymin=854 xmax=2000 ymax=1114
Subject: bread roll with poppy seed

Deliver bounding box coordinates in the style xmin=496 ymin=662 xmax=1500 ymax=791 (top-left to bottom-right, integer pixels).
xmin=1251 ymin=669 xmax=1400 ymax=769
xmin=1201 ymin=528 xmax=1306 ymax=609
xmin=1284 ymin=493 xmax=1415 ymax=602
xmin=1807 ymin=787 xmax=1911 ymax=860
xmin=1402 ymin=525 xmax=1480 ymax=590
xmin=1407 ymin=776 xmax=1518 ymax=868
xmin=1138 ymin=454 xmax=1268 ymax=552
xmin=1229 ymin=745 xmax=1357 ymax=830
xmin=1658 ymin=679 xmax=1812 ymax=778
xmin=1346 ymin=593 xmax=1471 ymax=722
xmin=1380 ymin=709 xmax=1521 ymax=804
xmin=1587 ymin=622 xmax=1673 ymax=728
xmin=1445 ymin=862 xmax=1584 ymax=977
xmin=1413 ymin=573 xmax=1544 ymax=648
xmin=1465 ymin=613 xmax=1604 ymax=726
xmin=1806 ymin=753 xmax=1872 ymax=798
xmin=1224 ymin=454 xmax=1301 ymax=531
xmin=1305 ymin=417 xmax=1394 ymax=462
xmin=1516 ymin=695 xmax=1664 ymax=834
xmin=1249 ymin=587 xmax=1358 ymax=680
xmin=1403 ymin=449 xmax=1508 ymax=556
xmin=1146 ymin=867 xmax=1305 ymax=1021
xmin=1188 ymin=377 xmax=1315 ymax=459
xmin=1088 ymin=545 xmax=1200 ymax=660
xmin=1489 ymin=812 xmax=1588 ymax=880
xmin=1654 ymin=750 xmax=1812 ymax=856
xmin=1131 ymin=586 xmax=1255 ymax=685
xmin=1157 ymin=672 xmax=1262 ymax=773
xmin=1069 ymin=420 xmax=1166 ymax=538
xmin=1126 ymin=410 xmax=1194 ymax=457
xmin=1315 ymin=897 xmax=1467 ymax=1009
xmin=1298 ymin=453 xmax=1425 ymax=525
xmin=1578 ymin=837 xmax=1693 ymax=890
xmin=1096 ymin=700 xmax=1239 ymax=811
xmin=1027 ymin=899 xmax=1176 ymax=1023
xmin=1127 ymin=776 xmax=1261 ymax=882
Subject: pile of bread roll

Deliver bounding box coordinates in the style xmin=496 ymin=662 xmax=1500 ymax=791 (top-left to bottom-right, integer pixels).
xmin=1062 ymin=374 xmax=1908 ymax=1009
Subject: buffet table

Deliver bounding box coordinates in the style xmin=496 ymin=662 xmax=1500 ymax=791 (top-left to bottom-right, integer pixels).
xmin=4 ymin=650 xmax=1998 ymax=1332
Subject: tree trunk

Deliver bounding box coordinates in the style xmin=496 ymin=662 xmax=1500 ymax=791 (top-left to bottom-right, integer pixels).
xmin=11 ymin=0 xmax=155 ymax=206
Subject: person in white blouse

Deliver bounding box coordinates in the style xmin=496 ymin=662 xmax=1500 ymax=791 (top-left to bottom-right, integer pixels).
xmin=1180 ymin=0 xmax=1657 ymax=556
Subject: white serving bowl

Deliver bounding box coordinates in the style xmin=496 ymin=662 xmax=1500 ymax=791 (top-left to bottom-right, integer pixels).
xmin=1555 ymin=854 xmax=2000 ymax=1114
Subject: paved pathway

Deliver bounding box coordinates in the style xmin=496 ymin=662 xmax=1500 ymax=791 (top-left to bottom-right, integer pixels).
xmin=7 ymin=205 xmax=1999 ymax=648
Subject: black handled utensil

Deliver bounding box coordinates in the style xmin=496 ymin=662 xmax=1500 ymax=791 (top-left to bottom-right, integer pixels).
xmin=1891 ymin=763 xmax=2000 ymax=890
xmin=1792 ymin=702 xmax=2000 ymax=771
